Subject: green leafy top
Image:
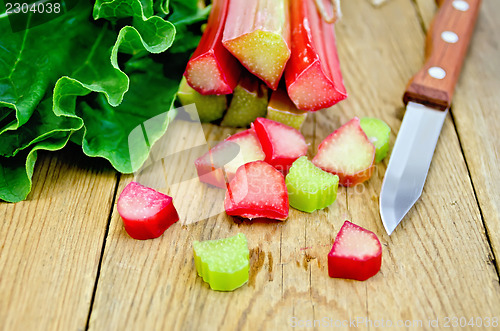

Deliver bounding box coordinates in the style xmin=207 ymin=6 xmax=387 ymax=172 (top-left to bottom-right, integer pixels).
xmin=0 ymin=0 xmax=209 ymax=202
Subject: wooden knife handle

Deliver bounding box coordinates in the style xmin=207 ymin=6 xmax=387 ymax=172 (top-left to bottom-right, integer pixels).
xmin=403 ymin=0 xmax=481 ymax=110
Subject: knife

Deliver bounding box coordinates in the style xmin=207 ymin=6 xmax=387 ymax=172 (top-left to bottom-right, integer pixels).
xmin=380 ymin=0 xmax=481 ymax=235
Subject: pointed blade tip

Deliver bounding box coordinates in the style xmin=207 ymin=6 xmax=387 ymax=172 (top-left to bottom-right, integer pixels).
xmin=380 ymin=192 xmax=398 ymax=235
xmin=380 ymin=211 xmax=397 ymax=236
xmin=383 ymin=222 xmax=396 ymax=236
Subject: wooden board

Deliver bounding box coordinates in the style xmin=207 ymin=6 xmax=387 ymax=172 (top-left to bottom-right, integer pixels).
xmin=440 ymin=0 xmax=500 ymax=271
xmin=1 ymin=0 xmax=500 ymax=330
xmin=0 ymin=147 xmax=118 ymax=330
xmin=86 ymin=0 xmax=500 ymax=330
xmin=416 ymin=0 xmax=500 ymax=286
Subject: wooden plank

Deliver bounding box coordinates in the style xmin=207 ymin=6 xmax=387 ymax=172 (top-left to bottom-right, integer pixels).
xmin=415 ymin=0 xmax=500 ymax=277
xmin=414 ymin=0 xmax=438 ymax=29
xmin=436 ymin=0 xmax=500 ymax=272
xmin=313 ymin=0 xmax=500 ymax=325
xmin=87 ymin=124 xmax=285 ymax=330
xmin=459 ymin=0 xmax=500 ymax=267
xmin=0 ymin=147 xmax=118 ymax=331
xmin=88 ymin=0 xmax=500 ymax=329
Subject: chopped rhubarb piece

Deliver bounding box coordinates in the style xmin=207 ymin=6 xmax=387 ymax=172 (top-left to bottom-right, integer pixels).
xmin=221 ymin=71 xmax=268 ymax=127
xmin=285 ymin=0 xmax=347 ymax=111
xmin=195 ymin=128 xmax=265 ymax=188
xmin=360 ymin=117 xmax=391 ymax=163
xmin=252 ymin=117 xmax=308 ymax=174
xmin=286 ymin=156 xmax=339 ymax=213
xmin=117 ymin=182 xmax=179 ymax=240
xmin=312 ymin=117 xmax=375 ymax=187
xmin=225 ymin=161 xmax=289 ymax=221
xmin=266 ymin=88 xmax=307 ymax=130
xmin=184 ymin=0 xmax=242 ymax=95
xmin=222 ymin=0 xmax=290 ymax=90
xmin=328 ymin=221 xmax=382 ymax=281
xmin=193 ymin=233 xmax=250 ymax=291
xmin=177 ymin=77 xmax=226 ymax=122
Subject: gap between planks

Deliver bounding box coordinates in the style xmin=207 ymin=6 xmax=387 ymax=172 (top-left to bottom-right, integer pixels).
xmin=448 ymin=110 xmax=500 ymax=280
xmin=410 ymin=0 xmax=429 ymax=35
xmin=412 ymin=0 xmax=500 ymax=281
xmin=84 ymin=172 xmax=122 ymax=331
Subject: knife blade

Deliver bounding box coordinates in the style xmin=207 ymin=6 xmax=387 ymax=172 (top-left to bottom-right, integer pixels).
xmin=380 ymin=0 xmax=481 ymax=235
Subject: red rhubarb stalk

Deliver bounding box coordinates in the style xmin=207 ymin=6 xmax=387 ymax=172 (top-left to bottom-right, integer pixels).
xmin=184 ymin=0 xmax=241 ymax=95
xmin=285 ymin=0 xmax=347 ymax=111
xmin=222 ymin=0 xmax=290 ymax=90
xmin=194 ymin=128 xmax=265 ymax=188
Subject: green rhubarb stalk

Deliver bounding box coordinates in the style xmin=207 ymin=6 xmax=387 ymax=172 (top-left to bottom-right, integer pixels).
xmin=285 ymin=0 xmax=347 ymax=111
xmin=222 ymin=0 xmax=290 ymax=90
xmin=266 ymin=88 xmax=307 ymax=130
xmin=286 ymin=156 xmax=339 ymax=213
xmin=360 ymin=117 xmax=391 ymax=163
xmin=177 ymin=77 xmax=227 ymax=122
xmin=221 ymin=71 xmax=268 ymax=127
xmin=184 ymin=0 xmax=242 ymax=95
xmin=193 ymin=233 xmax=250 ymax=291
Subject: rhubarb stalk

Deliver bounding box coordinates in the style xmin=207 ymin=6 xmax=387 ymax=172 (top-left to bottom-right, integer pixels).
xmin=285 ymin=0 xmax=347 ymax=111
xmin=177 ymin=77 xmax=227 ymax=122
xmin=184 ymin=0 xmax=242 ymax=95
xmin=221 ymin=71 xmax=268 ymax=127
xmin=266 ymin=88 xmax=307 ymax=130
xmin=222 ymin=0 xmax=290 ymax=90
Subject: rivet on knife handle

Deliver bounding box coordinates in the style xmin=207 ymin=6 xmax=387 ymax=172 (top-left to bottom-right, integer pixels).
xmin=403 ymin=0 xmax=481 ymax=111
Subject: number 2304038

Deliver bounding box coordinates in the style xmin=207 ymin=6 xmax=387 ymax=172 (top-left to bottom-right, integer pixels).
xmin=443 ymin=316 xmax=498 ymax=328
xmin=5 ymin=2 xmax=61 ymax=14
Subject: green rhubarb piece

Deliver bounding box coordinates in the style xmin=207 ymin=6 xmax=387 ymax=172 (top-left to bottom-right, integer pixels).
xmin=177 ymin=77 xmax=227 ymax=123
xmin=193 ymin=233 xmax=249 ymax=291
xmin=286 ymin=156 xmax=339 ymax=213
xmin=266 ymin=89 xmax=307 ymax=130
xmin=221 ymin=74 xmax=268 ymax=127
xmin=360 ymin=117 xmax=391 ymax=163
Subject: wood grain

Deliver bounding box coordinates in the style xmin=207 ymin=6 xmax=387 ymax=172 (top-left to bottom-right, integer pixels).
xmin=415 ymin=0 xmax=500 ymax=282
xmin=2 ymin=0 xmax=500 ymax=330
xmin=86 ymin=0 xmax=500 ymax=330
xmin=318 ymin=0 xmax=500 ymax=324
xmin=439 ymin=0 xmax=500 ymax=271
xmin=0 ymin=147 xmax=118 ymax=331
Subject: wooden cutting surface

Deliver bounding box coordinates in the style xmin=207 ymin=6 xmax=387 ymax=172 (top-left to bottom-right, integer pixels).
xmin=1 ymin=0 xmax=500 ymax=330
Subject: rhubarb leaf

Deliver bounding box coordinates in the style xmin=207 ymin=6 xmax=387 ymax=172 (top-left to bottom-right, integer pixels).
xmin=0 ymin=97 xmax=82 ymax=158
xmin=93 ymin=0 xmax=176 ymax=55
xmin=0 ymin=135 xmax=73 ymax=203
xmin=73 ymin=58 xmax=180 ymax=173
xmin=0 ymin=0 xmax=205 ymax=202
xmin=0 ymin=3 xmax=91 ymax=139
xmin=168 ymin=1 xmax=211 ymax=54
xmin=93 ymin=0 xmax=154 ymax=20
xmin=155 ymin=0 xmax=169 ymax=15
